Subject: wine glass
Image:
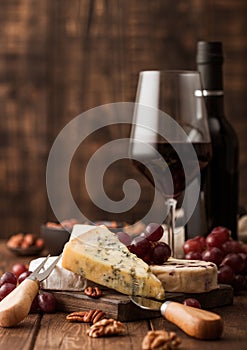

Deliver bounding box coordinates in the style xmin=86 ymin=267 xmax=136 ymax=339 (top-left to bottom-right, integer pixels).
xmin=129 ymin=70 xmax=212 ymax=255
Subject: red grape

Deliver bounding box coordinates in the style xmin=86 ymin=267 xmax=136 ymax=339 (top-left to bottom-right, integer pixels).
xmin=141 ymin=250 xmax=152 ymax=264
xmin=17 ymin=271 xmax=32 ymax=284
xmin=30 ymin=295 xmax=40 ymax=313
xmin=38 ymin=292 xmax=56 ymax=313
xmin=144 ymin=223 xmax=164 ymax=242
xmin=221 ymin=240 xmax=234 ymax=255
xmin=185 ymin=251 xmax=202 ymax=260
xmin=194 ymin=236 xmax=206 ymax=250
xmin=183 ymin=298 xmax=201 ymax=309
xmin=221 ymin=253 xmax=245 ymax=274
xmin=217 ymin=265 xmax=235 ymax=284
xmin=0 ymin=272 xmax=17 ymax=287
xmin=202 ymin=247 xmax=223 ymax=266
xmin=116 ymin=231 xmax=131 ymax=246
xmin=227 ymin=240 xmax=242 ymax=254
xmin=206 ymin=234 xmax=223 ymax=249
xmin=11 ymin=263 xmax=28 ymax=278
xmin=0 ymin=283 xmax=16 ymax=300
xmin=207 ymin=226 xmax=230 ymax=248
xmin=128 ymin=236 xmax=151 ymax=258
xmin=183 ymin=238 xmax=203 ymax=254
xmin=232 ymin=274 xmax=246 ymax=292
xmin=239 ymin=253 xmax=247 ymax=274
xmin=222 ymin=240 xmax=242 ymax=254
xmin=151 ymin=242 xmax=171 ymax=265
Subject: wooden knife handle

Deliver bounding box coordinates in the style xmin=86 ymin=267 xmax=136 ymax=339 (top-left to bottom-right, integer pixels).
xmin=0 ymin=279 xmax=39 ymax=327
xmin=161 ymin=301 xmax=223 ymax=339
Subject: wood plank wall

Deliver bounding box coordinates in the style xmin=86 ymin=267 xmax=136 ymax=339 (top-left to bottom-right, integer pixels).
xmin=0 ymin=0 xmax=246 ymax=237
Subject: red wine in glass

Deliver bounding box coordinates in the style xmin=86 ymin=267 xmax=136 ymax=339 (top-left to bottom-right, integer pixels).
xmin=133 ymin=141 xmax=212 ymax=199
xmin=129 ymin=71 xmax=211 ymax=255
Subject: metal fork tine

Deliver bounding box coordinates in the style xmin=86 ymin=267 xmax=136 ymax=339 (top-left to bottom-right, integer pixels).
xmin=36 ymin=254 xmax=62 ymax=282
xmin=31 ymin=254 xmax=51 ymax=277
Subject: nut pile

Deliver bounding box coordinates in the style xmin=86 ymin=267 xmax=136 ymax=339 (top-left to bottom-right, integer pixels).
xmin=66 ymin=309 xmax=126 ymax=338
xmin=7 ymin=233 xmax=44 ymax=250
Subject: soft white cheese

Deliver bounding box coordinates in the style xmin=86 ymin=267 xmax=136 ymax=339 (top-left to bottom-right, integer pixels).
xmin=29 ymin=257 xmax=86 ymax=291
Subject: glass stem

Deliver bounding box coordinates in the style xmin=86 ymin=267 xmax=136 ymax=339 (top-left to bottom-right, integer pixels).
xmin=166 ymin=198 xmax=177 ymax=257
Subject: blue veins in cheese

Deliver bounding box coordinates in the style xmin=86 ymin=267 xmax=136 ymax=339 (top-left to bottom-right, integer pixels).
xmin=62 ymin=225 xmax=165 ymax=300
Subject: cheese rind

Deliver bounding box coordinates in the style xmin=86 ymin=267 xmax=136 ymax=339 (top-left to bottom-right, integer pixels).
xmin=150 ymin=258 xmax=219 ymax=293
xmin=62 ymin=226 xmax=165 ymax=300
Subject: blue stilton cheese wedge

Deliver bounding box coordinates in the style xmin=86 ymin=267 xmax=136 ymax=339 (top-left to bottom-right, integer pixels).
xmin=62 ymin=225 xmax=165 ymax=300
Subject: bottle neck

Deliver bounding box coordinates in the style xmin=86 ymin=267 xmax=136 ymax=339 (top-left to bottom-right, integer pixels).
xmin=198 ymin=63 xmax=225 ymax=119
xmin=203 ymin=94 xmax=225 ymax=119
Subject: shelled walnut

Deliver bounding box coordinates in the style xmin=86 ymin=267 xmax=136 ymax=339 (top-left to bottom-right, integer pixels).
xmin=66 ymin=309 xmax=105 ymax=324
xmin=87 ymin=318 xmax=126 ymax=338
xmin=142 ymin=330 xmax=181 ymax=350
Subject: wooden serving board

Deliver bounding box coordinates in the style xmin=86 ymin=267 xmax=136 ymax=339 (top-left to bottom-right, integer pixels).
xmin=53 ymin=284 xmax=233 ymax=322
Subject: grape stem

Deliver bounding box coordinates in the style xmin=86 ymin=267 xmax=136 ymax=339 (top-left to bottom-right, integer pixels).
xmin=166 ymin=198 xmax=177 ymax=256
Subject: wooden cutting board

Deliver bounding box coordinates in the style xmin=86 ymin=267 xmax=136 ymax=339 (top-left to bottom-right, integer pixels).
xmin=53 ymin=284 xmax=233 ymax=322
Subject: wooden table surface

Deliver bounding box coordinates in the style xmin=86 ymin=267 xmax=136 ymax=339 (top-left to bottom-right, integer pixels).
xmin=0 ymin=240 xmax=247 ymax=350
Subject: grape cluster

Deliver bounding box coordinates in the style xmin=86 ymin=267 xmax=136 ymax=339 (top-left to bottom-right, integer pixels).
xmin=117 ymin=223 xmax=171 ymax=265
xmin=183 ymin=226 xmax=247 ymax=292
xmin=0 ymin=262 xmax=56 ymax=313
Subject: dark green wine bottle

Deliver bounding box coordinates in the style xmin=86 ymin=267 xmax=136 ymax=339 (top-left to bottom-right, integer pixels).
xmin=196 ymin=41 xmax=239 ymax=239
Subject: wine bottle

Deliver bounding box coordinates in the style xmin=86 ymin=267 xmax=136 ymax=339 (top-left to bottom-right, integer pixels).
xmin=196 ymin=41 xmax=239 ymax=239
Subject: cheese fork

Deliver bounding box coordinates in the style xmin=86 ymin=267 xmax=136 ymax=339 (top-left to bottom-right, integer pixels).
xmin=0 ymin=254 xmax=61 ymax=327
xmin=131 ymin=296 xmax=223 ymax=340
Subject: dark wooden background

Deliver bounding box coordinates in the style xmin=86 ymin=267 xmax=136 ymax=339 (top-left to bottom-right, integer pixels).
xmin=0 ymin=0 xmax=246 ymax=238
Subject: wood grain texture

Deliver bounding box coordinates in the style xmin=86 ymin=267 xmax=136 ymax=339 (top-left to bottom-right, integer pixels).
xmin=0 ymin=0 xmax=246 ymax=237
xmin=0 ymin=314 xmax=41 ymax=350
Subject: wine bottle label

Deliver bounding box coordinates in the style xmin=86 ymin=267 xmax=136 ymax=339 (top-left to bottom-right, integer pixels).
xmin=195 ymin=90 xmax=224 ymax=97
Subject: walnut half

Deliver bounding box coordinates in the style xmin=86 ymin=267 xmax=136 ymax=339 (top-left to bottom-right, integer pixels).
xmin=87 ymin=318 xmax=126 ymax=338
xmin=142 ymin=330 xmax=181 ymax=350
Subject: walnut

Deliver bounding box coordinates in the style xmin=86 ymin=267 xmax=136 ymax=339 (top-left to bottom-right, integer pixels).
xmin=142 ymin=330 xmax=181 ymax=350
xmin=84 ymin=286 xmax=103 ymax=298
xmin=66 ymin=309 xmax=105 ymax=324
xmin=87 ymin=318 xmax=126 ymax=338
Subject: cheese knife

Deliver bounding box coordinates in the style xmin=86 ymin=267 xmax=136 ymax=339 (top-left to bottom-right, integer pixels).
xmin=131 ymin=296 xmax=223 ymax=339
